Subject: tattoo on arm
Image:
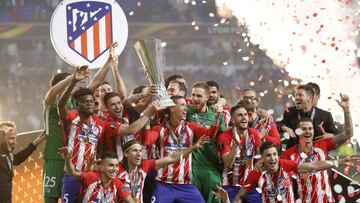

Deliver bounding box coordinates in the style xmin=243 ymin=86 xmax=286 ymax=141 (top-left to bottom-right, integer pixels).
xmin=343 ymin=110 xmax=353 ymax=142
xmin=333 ymin=132 xmax=348 ymax=149
xmin=333 ymin=110 xmax=353 ymax=149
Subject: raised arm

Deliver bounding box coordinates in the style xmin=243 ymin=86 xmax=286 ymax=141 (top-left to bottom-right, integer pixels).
xmin=14 ymin=130 xmax=45 ymax=165
xmin=122 ymin=93 xmax=146 ymax=109
xmin=333 ymin=94 xmax=353 ymax=149
xmin=117 ymin=101 xmax=162 ymax=136
xmin=298 ymin=156 xmax=359 ymax=174
xmin=155 ymin=136 xmax=209 ymax=169
xmin=58 ymin=66 xmax=90 ymax=120
xmin=132 ymin=85 xmax=158 ymax=113
xmin=44 ymin=74 xmax=73 ymax=105
xmin=189 ymin=117 xmax=220 ymax=139
xmin=58 ymin=147 xmax=82 ymax=180
xmin=221 ymin=144 xmax=239 ymax=169
xmin=142 ymin=125 xmax=161 ymax=146
xmin=87 ymin=42 xmax=118 ymax=91
xmin=111 ymin=64 xmax=127 ymax=101
xmin=263 ymin=122 xmax=281 ymax=146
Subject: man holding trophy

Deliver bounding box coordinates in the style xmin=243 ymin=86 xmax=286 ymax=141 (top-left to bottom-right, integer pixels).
xmin=134 ymin=39 xmax=223 ymax=203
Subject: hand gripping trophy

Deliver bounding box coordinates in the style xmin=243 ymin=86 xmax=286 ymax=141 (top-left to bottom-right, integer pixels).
xmin=134 ymin=39 xmax=175 ymax=108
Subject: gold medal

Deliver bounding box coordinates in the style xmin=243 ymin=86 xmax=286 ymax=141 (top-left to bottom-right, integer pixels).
xmin=301 ymin=173 xmax=309 ymax=182
xmin=82 ymin=136 xmax=89 ymax=143
xmin=246 ymin=159 xmax=252 ymax=166
xmin=132 ymin=195 xmax=138 ymax=203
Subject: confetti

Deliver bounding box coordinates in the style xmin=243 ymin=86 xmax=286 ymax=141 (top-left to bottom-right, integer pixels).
xmin=334 ymin=184 xmax=343 ymax=193
xmin=215 ymin=0 xmax=360 ymax=146
xmin=295 ymin=128 xmax=303 ymax=136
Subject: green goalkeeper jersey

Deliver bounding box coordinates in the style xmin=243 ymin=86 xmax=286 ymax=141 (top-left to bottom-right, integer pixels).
xmin=186 ymin=105 xmax=225 ymax=170
xmin=43 ymin=98 xmax=73 ymax=160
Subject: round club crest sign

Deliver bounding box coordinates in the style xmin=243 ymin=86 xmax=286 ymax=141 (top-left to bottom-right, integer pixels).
xmin=50 ymin=0 xmax=128 ymax=69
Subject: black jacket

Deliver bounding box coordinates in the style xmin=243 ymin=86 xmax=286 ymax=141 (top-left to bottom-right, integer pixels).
xmin=0 ymin=143 xmax=37 ymax=203
xmin=281 ymin=106 xmax=339 ymax=149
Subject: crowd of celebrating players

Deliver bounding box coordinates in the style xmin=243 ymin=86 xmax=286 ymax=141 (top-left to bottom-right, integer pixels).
xmin=0 ymin=43 xmax=358 ymax=203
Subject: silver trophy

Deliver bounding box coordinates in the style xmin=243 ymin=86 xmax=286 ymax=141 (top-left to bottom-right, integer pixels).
xmin=134 ymin=39 xmax=175 ymax=108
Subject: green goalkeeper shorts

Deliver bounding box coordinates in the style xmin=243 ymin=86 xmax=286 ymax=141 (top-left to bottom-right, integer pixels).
xmin=192 ymin=167 xmax=221 ymax=203
xmin=43 ymin=160 xmax=65 ymax=199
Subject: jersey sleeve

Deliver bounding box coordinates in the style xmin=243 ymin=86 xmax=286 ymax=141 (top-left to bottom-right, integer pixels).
xmin=281 ymin=159 xmax=299 ymax=173
xmin=105 ymin=121 xmax=122 ymax=138
xmin=142 ymin=125 xmax=161 ymax=146
xmin=242 ymin=170 xmax=261 ymax=192
xmin=280 ymin=146 xmax=296 ymax=160
xmin=80 ymin=171 xmax=98 ymax=187
xmin=62 ymin=111 xmax=78 ymax=138
xmin=324 ymin=137 xmax=335 ymax=151
xmin=264 ymin=122 xmax=281 ymax=146
xmin=64 ymin=111 xmax=78 ymax=127
xmin=142 ymin=159 xmax=156 ymax=173
xmin=250 ymin=129 xmax=261 ymax=149
xmin=188 ymin=122 xmax=219 ymax=139
xmin=217 ymin=131 xmax=232 ymax=156
xmin=114 ymin=179 xmax=130 ymax=201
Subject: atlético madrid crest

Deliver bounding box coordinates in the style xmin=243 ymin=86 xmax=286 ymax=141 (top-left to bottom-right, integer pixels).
xmin=50 ymin=0 xmax=128 ymax=69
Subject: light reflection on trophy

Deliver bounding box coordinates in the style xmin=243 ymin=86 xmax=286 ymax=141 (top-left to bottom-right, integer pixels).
xmin=134 ymin=39 xmax=175 ymax=108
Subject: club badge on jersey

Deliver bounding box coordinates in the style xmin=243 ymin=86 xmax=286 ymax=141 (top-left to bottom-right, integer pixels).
xmin=50 ymin=0 xmax=128 ymax=68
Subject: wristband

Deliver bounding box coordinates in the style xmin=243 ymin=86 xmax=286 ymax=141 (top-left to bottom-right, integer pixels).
xmin=333 ymin=160 xmax=339 ymax=168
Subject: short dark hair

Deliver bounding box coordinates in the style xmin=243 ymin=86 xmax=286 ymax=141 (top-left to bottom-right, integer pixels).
xmin=230 ymin=104 xmax=246 ymax=116
xmin=163 ymin=95 xmax=185 ymax=115
xmin=99 ymin=151 xmax=118 ymax=162
xmin=50 ymin=72 xmax=71 ymax=86
xmin=306 ymin=82 xmax=320 ymax=96
xmin=103 ymin=92 xmax=120 ymax=107
xmin=165 ymin=74 xmax=184 ymax=88
xmin=100 ymin=81 xmax=111 ymax=86
xmin=192 ymin=81 xmax=209 ymax=94
xmin=260 ymin=142 xmax=276 ymax=154
xmin=206 ymin=80 xmax=219 ymax=90
xmin=297 ymin=117 xmax=313 ymax=127
xmin=72 ymin=88 xmax=94 ymax=102
xmin=169 ymin=80 xmax=187 ymax=96
xmin=237 ymin=99 xmax=255 ymax=113
xmin=171 ymin=95 xmax=185 ymax=104
xmin=131 ymin=85 xmax=147 ymax=95
xmin=295 ymin=85 xmax=315 ymax=98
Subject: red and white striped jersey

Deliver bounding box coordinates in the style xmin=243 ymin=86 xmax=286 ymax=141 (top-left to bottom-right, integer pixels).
xmin=81 ymin=171 xmax=130 ymax=203
xmin=217 ymin=128 xmax=260 ymax=186
xmin=143 ymin=121 xmax=218 ymax=184
xmin=63 ymin=111 xmax=105 ymax=171
xmin=252 ymin=119 xmax=281 ymax=146
xmin=244 ymin=159 xmax=298 ymax=203
xmin=117 ymin=159 xmax=156 ymax=203
xmin=280 ymin=138 xmax=335 ymax=203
